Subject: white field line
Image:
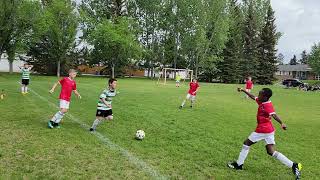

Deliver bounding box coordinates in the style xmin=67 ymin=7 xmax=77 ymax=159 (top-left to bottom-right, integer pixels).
xmin=29 ymin=87 xmax=167 ymax=180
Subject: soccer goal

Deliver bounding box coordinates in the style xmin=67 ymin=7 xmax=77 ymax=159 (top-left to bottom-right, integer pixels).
xmin=157 ymin=68 xmax=193 ymax=85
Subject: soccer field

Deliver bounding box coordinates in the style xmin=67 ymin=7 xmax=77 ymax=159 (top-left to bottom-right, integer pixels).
xmin=0 ymin=74 xmax=319 ymax=179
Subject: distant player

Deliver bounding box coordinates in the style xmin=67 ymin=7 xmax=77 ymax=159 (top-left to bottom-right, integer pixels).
xmin=90 ymin=78 xmax=117 ymax=132
xmin=48 ymin=69 xmax=81 ymax=128
xmin=227 ymin=87 xmax=302 ymax=180
xmin=176 ymin=74 xmax=181 ymax=87
xmin=179 ymin=78 xmax=200 ymax=109
xmin=245 ymin=76 xmax=253 ymax=98
xmin=19 ymin=64 xmax=33 ymax=95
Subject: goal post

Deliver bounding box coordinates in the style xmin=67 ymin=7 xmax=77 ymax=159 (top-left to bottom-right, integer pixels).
xmin=157 ymin=68 xmax=193 ymax=85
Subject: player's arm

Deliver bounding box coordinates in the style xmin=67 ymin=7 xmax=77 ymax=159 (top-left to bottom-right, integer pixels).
xmin=100 ymin=98 xmax=112 ymax=108
xmin=237 ymin=88 xmax=255 ymax=100
xmin=73 ymin=90 xmax=81 ymax=99
xmin=272 ymin=114 xmax=287 ymax=130
xmin=49 ymin=81 xmax=61 ymax=93
xmin=192 ymin=86 xmax=200 ymax=94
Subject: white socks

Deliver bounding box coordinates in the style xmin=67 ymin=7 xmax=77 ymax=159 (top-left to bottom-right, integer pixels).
xmin=236 ymin=145 xmax=294 ymax=168
xmin=21 ymin=86 xmax=28 ymax=93
xmin=272 ymin=151 xmax=293 ymax=168
xmin=91 ymin=119 xmax=102 ymax=129
xmin=51 ymin=111 xmax=65 ymax=123
xmin=237 ymin=145 xmax=250 ymax=165
xmin=181 ymin=100 xmax=186 ymax=107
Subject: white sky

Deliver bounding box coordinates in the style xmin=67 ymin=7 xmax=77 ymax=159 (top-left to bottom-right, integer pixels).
xmin=271 ymin=0 xmax=320 ymax=62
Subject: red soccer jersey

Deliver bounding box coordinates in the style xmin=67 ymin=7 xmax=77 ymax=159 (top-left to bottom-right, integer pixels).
xmin=59 ymin=77 xmax=77 ymax=102
xmin=246 ymin=80 xmax=253 ymax=89
xmin=255 ymin=97 xmax=276 ymax=133
xmin=188 ymin=82 xmax=199 ymax=95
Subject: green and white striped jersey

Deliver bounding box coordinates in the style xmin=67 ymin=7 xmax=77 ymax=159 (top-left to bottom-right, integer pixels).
xmin=21 ymin=68 xmax=31 ymax=79
xmin=97 ymin=89 xmax=117 ymax=110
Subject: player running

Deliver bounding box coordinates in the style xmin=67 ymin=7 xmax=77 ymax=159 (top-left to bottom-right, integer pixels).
xmin=19 ymin=64 xmax=33 ymax=95
xmin=227 ymin=87 xmax=302 ymax=180
xmin=90 ymin=78 xmax=117 ymax=132
xmin=176 ymin=74 xmax=181 ymax=87
xmin=244 ymin=76 xmax=253 ymax=98
xmin=48 ymin=69 xmax=81 ymax=128
xmin=179 ymin=78 xmax=200 ymax=109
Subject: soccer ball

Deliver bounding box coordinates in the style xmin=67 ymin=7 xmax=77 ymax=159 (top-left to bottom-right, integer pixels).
xmin=135 ymin=130 xmax=145 ymax=140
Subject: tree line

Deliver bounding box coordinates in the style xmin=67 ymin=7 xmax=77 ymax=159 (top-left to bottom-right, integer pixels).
xmin=2 ymin=0 xmax=318 ymax=84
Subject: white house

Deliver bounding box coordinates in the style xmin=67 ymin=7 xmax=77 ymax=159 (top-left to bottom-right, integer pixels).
xmin=0 ymin=54 xmax=25 ymax=72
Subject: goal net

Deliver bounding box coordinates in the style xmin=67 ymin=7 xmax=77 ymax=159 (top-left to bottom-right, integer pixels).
xmin=157 ymin=68 xmax=193 ymax=85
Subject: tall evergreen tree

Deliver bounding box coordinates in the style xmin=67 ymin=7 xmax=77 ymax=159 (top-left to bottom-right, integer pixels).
xmin=307 ymin=43 xmax=320 ymax=76
xmin=289 ymin=55 xmax=298 ymax=65
xmin=241 ymin=1 xmax=260 ymax=80
xmin=257 ymin=5 xmax=278 ymax=84
xmin=299 ymin=50 xmax=308 ymax=64
xmin=277 ymin=53 xmax=284 ymax=65
xmin=219 ymin=0 xmax=243 ymax=83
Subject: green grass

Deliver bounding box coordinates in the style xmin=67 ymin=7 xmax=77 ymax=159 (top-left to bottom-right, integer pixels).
xmin=303 ymin=80 xmax=320 ymax=85
xmin=0 ymin=73 xmax=319 ymax=179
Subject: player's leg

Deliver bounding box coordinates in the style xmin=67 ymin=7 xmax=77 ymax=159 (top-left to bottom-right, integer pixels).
xmin=90 ymin=109 xmax=112 ymax=131
xmin=106 ymin=109 xmax=113 ymax=120
xmin=180 ymin=94 xmax=190 ymax=108
xmin=106 ymin=115 xmax=113 ymax=120
xmin=25 ymin=80 xmax=29 ymax=93
xmin=48 ymin=100 xmax=69 ymax=128
xmin=190 ymin=95 xmax=196 ymax=108
xmin=90 ymin=116 xmax=104 ymax=132
xmin=21 ymin=80 xmax=25 ymax=94
xmin=228 ymin=132 xmax=260 ymax=170
xmin=265 ymin=136 xmax=302 ymax=179
xmin=245 ymin=89 xmax=250 ymax=98
xmin=21 ymin=84 xmax=25 ymax=94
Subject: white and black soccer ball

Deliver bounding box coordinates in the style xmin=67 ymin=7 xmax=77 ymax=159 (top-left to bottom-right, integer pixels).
xmin=135 ymin=130 xmax=145 ymax=140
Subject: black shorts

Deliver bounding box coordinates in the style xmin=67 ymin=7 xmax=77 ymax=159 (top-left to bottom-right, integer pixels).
xmin=96 ymin=109 xmax=113 ymax=117
xmin=22 ymin=79 xmax=29 ymax=85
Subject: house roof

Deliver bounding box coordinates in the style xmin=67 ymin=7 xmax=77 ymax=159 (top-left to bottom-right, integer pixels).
xmin=277 ymin=64 xmax=312 ymax=72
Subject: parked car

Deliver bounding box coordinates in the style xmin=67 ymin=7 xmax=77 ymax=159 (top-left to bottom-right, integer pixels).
xmin=282 ymin=79 xmax=304 ymax=87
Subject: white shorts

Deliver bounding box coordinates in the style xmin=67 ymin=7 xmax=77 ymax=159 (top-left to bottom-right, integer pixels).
xmin=59 ymin=99 xmax=70 ymax=109
xmin=186 ymin=94 xmax=196 ymax=101
xmin=248 ymin=132 xmax=275 ymax=145
xmin=245 ymin=89 xmax=251 ymax=93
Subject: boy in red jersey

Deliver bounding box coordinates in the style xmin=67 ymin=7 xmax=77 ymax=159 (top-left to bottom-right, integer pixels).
xmin=48 ymin=69 xmax=81 ymax=128
xmin=245 ymin=76 xmax=253 ymax=98
xmin=227 ymin=87 xmax=302 ymax=180
xmin=179 ymin=78 xmax=200 ymax=109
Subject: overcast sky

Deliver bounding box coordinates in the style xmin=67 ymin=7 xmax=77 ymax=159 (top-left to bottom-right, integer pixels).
xmin=271 ymin=0 xmax=320 ymax=62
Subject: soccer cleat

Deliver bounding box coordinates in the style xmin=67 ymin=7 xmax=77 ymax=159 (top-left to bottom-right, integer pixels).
xmin=190 ymin=105 xmax=193 ymax=108
xmin=179 ymin=106 xmax=183 ymax=109
xmin=89 ymin=128 xmax=95 ymax=132
xmin=48 ymin=121 xmax=54 ymax=129
xmin=52 ymin=122 xmax=60 ymax=128
xmin=292 ymin=163 xmax=302 ymax=180
xmin=227 ymin=161 xmax=243 ymax=170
